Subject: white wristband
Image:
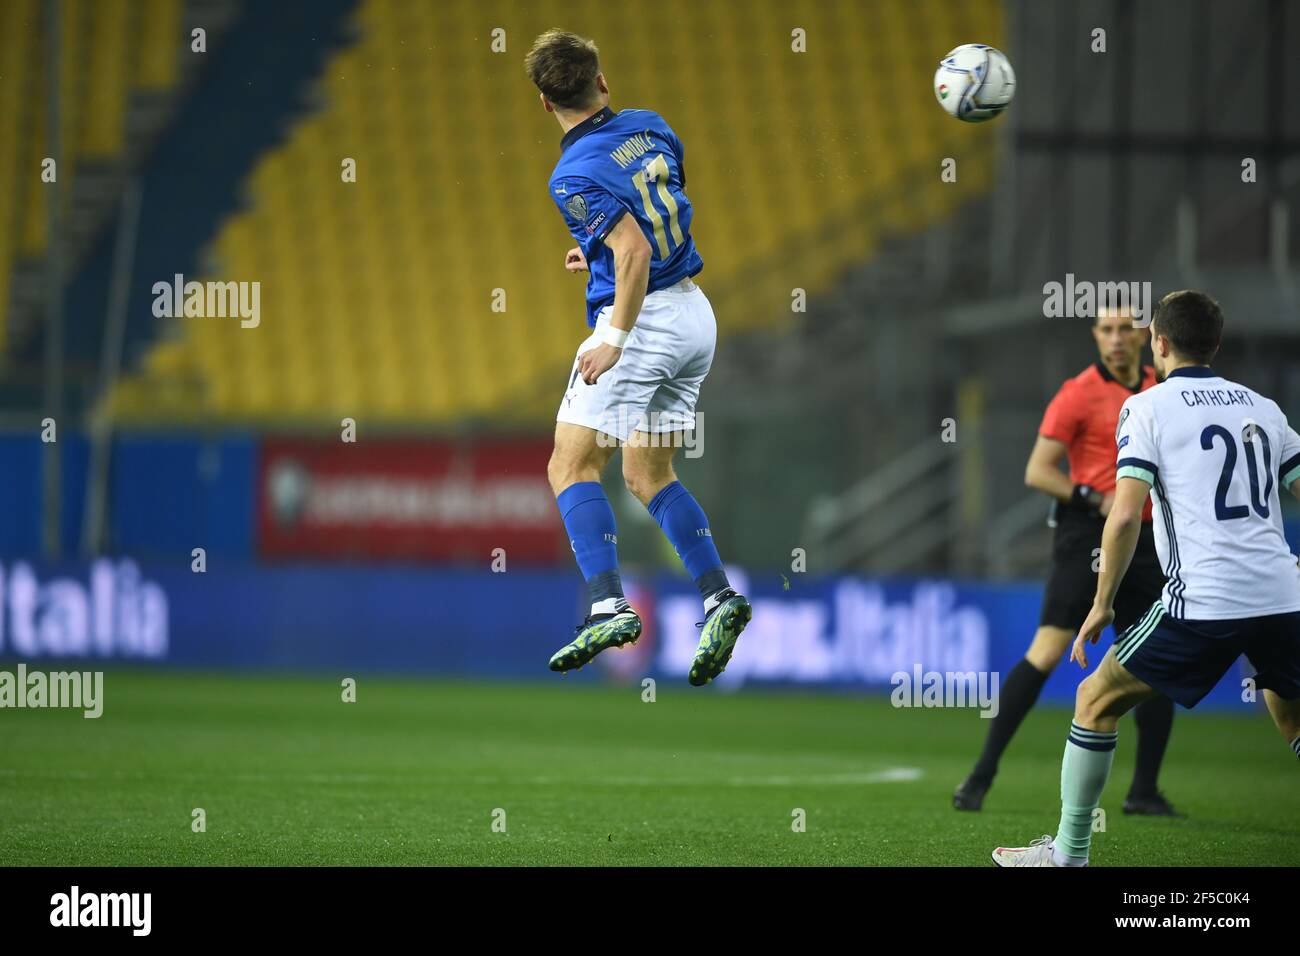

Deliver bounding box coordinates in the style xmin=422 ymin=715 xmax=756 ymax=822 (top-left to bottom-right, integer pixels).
xmin=600 ymin=325 xmax=630 ymax=349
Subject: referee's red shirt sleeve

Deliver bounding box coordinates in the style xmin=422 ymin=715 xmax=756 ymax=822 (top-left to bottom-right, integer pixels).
xmin=1039 ymin=380 xmax=1081 ymax=444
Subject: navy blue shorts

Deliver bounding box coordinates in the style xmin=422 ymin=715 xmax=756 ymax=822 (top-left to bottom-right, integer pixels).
xmin=1114 ymin=602 xmax=1300 ymax=708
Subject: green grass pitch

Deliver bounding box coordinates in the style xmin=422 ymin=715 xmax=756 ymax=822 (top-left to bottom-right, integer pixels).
xmin=2 ymin=670 xmax=1296 ymax=866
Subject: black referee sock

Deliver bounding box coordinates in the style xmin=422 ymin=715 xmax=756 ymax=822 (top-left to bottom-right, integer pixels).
xmin=1128 ymin=694 xmax=1174 ymax=797
xmin=970 ymin=657 xmax=1050 ymax=783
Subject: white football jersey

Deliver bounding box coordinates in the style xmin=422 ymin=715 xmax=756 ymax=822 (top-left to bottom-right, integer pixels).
xmin=1115 ymin=366 xmax=1300 ymax=620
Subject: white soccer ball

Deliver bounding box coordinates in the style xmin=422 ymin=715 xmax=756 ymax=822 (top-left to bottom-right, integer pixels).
xmin=934 ymin=44 xmax=1016 ymax=122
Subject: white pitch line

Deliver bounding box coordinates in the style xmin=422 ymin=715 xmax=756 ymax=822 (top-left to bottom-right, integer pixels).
xmin=457 ymin=766 xmax=925 ymax=787
xmin=0 ymin=766 xmax=925 ymax=787
xmin=731 ymin=767 xmax=924 ymax=786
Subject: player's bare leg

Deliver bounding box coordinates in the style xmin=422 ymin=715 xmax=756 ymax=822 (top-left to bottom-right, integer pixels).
xmin=619 ymin=430 xmax=678 ymax=505
xmin=546 ymin=422 xmax=642 ymax=673
xmin=1262 ymin=689 xmax=1300 ymax=761
xmin=548 ymin=422 xmax=615 ymax=495
xmin=993 ymin=648 xmax=1158 ymax=866
xmin=1074 ymin=646 xmax=1160 ymax=731
xmin=623 ymin=431 xmax=750 ymax=685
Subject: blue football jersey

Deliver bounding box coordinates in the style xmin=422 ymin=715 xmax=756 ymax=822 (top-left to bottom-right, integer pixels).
xmin=549 ymin=107 xmax=703 ymax=326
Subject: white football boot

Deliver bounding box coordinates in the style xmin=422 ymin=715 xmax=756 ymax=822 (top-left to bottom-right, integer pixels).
xmin=991 ymin=835 xmax=1078 ymax=867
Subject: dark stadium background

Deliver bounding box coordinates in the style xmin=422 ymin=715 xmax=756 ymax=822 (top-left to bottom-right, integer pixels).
xmin=1 ymin=0 xmax=1298 ymax=867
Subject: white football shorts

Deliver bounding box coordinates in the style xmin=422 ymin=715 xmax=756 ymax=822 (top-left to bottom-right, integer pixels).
xmin=557 ymin=277 xmax=715 ymax=442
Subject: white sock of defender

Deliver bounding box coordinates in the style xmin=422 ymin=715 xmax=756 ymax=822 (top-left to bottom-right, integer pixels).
xmin=1052 ymin=723 xmax=1117 ymax=866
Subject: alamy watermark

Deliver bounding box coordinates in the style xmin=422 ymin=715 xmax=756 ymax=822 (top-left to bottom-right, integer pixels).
xmin=0 ymin=663 xmax=103 ymax=718
xmin=152 ymin=273 xmax=260 ymax=328
xmin=1042 ymin=273 xmax=1152 ymax=327
xmin=890 ymin=665 xmax=1000 ymax=718
xmin=50 ymin=886 xmax=150 ymax=936
xmin=595 ymin=407 xmax=704 ymax=457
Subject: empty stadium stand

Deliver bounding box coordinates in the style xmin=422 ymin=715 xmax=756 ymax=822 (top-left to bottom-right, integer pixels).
xmin=4 ymin=0 xmax=1004 ymax=424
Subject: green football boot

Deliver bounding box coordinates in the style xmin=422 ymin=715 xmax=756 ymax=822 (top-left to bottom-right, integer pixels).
xmin=689 ymin=589 xmax=752 ymax=686
xmin=548 ymin=609 xmax=642 ymax=673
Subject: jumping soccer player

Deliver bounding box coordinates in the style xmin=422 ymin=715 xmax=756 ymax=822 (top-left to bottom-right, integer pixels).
xmin=525 ymin=30 xmax=751 ymax=685
xmin=955 ymin=307 xmax=1178 ymax=815
xmin=993 ymin=290 xmax=1300 ymax=867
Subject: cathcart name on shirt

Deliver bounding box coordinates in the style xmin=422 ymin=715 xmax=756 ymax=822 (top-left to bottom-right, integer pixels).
xmin=1180 ymin=388 xmax=1254 ymax=407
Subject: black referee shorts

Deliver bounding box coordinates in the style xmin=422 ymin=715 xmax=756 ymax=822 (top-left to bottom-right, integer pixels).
xmin=1039 ymin=508 xmax=1165 ymax=635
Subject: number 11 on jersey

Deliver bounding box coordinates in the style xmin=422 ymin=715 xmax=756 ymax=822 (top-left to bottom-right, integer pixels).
xmin=631 ymin=154 xmax=683 ymax=258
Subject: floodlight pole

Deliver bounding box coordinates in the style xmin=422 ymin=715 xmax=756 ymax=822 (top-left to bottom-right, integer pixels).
xmin=83 ymin=180 xmax=144 ymax=556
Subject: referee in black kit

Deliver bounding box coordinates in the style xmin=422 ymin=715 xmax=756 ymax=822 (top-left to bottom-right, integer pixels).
xmin=954 ymin=307 xmax=1178 ymax=815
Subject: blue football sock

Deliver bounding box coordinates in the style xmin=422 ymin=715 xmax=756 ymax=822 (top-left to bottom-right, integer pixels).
xmin=646 ymin=481 xmax=728 ymax=599
xmin=555 ymin=482 xmax=624 ymax=613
